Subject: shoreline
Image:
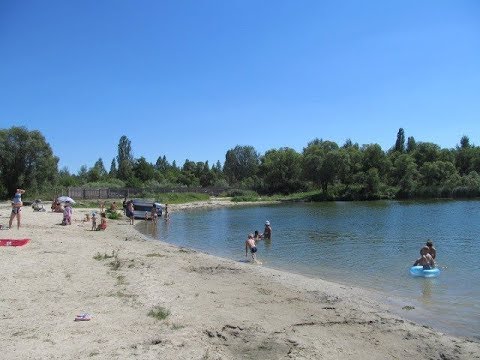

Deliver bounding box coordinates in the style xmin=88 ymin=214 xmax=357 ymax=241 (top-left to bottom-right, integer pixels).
xmin=1 ymin=200 xmax=479 ymax=359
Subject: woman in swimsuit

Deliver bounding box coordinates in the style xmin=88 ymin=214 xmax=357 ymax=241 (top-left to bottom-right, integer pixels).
xmin=9 ymin=188 xmax=25 ymax=229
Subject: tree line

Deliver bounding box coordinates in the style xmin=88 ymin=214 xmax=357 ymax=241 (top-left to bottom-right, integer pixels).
xmin=1 ymin=126 xmax=480 ymax=200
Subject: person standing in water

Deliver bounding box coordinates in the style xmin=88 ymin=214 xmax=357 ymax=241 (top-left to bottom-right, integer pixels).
xmin=245 ymin=233 xmax=258 ymax=262
xmin=263 ymin=220 xmax=272 ymax=240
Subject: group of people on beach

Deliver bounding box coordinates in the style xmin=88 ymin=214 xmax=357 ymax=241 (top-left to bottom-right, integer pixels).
xmin=245 ymin=220 xmax=272 ymax=262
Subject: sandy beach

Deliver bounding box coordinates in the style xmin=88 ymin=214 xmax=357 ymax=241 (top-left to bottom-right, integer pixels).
xmin=0 ymin=200 xmax=479 ymax=360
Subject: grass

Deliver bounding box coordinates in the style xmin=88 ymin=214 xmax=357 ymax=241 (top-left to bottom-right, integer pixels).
xmin=116 ymin=275 xmax=127 ymax=285
xmin=146 ymin=253 xmax=166 ymax=257
xmin=109 ymin=253 xmax=122 ymax=270
xmin=93 ymin=251 xmax=116 ymax=260
xmin=148 ymin=306 xmax=170 ymax=320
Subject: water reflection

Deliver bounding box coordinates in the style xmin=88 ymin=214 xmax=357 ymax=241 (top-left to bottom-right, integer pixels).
xmin=420 ymin=279 xmax=433 ymax=303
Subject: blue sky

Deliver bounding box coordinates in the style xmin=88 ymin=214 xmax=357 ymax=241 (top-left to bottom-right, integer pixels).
xmin=1 ymin=1 xmax=479 ymax=173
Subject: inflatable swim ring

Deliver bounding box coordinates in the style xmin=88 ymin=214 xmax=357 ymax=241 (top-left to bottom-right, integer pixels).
xmin=409 ymin=265 xmax=440 ymax=278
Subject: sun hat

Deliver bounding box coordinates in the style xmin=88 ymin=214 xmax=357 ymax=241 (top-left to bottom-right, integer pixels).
xmin=265 ymin=220 xmax=270 ymax=225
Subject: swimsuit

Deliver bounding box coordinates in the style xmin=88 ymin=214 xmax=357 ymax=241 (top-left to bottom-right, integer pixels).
xmin=250 ymin=246 xmax=257 ymax=254
xmin=12 ymin=193 xmax=22 ymax=213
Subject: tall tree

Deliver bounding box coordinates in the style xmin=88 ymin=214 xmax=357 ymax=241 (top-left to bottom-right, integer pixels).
xmin=406 ymin=136 xmax=416 ymax=153
xmin=109 ymin=158 xmax=117 ymax=177
xmin=394 ymin=128 xmax=406 ymax=153
xmin=460 ymin=135 xmax=470 ymax=149
xmin=0 ymin=127 xmax=58 ymax=197
xmin=116 ymin=135 xmax=134 ymax=180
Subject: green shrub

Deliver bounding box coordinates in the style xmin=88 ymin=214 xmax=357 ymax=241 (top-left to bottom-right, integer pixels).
xmin=148 ymin=306 xmax=170 ymax=320
xmin=106 ymin=210 xmax=121 ymax=220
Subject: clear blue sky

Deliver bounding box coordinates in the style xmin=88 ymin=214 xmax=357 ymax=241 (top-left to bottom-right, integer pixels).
xmin=1 ymin=1 xmax=479 ymax=173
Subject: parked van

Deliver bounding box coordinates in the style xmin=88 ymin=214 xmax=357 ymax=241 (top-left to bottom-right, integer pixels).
xmin=131 ymin=199 xmax=163 ymax=219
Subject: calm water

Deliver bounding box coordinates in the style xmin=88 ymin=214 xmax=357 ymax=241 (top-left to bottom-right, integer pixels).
xmin=139 ymin=200 xmax=480 ymax=339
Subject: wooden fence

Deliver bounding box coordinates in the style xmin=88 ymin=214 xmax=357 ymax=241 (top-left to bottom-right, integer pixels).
xmin=66 ymin=186 xmax=227 ymax=200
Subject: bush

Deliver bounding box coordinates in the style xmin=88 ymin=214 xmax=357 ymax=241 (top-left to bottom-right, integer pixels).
xmin=106 ymin=210 xmax=122 ymax=220
xmin=148 ymin=306 xmax=170 ymax=320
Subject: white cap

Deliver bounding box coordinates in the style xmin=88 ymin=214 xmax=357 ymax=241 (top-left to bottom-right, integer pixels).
xmin=265 ymin=220 xmax=270 ymax=225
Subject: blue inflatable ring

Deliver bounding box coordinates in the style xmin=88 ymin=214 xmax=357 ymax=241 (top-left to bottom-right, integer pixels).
xmin=409 ymin=266 xmax=440 ymax=278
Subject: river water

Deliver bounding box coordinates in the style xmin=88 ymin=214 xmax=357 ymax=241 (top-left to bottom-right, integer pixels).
xmin=139 ymin=200 xmax=480 ymax=339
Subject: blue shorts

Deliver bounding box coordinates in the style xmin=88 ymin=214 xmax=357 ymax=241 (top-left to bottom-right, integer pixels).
xmin=250 ymin=246 xmax=257 ymax=254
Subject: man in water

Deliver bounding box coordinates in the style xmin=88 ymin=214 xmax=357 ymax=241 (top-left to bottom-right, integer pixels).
xmin=245 ymin=233 xmax=258 ymax=262
xmin=413 ymin=246 xmax=435 ymax=269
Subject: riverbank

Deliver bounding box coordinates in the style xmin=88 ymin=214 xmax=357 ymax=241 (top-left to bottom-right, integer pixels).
xmin=0 ymin=201 xmax=479 ymax=359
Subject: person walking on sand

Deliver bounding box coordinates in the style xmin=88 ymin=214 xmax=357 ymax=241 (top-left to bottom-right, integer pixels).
xmin=9 ymin=188 xmax=25 ymax=229
xmin=245 ymin=233 xmax=258 ymax=262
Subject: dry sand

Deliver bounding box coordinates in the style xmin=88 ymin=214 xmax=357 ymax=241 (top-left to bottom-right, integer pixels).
xmin=0 ymin=200 xmax=479 ymax=360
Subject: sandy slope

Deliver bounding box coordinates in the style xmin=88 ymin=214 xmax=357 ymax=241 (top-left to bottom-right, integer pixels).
xmin=0 ymin=200 xmax=478 ymax=360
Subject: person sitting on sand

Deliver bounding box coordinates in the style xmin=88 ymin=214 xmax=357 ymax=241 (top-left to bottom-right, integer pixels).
xmin=413 ymin=246 xmax=435 ymax=270
xmin=245 ymin=233 xmax=258 ymax=262
xmin=97 ymin=212 xmax=107 ymax=230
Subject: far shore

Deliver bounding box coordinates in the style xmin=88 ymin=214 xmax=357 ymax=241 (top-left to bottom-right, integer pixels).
xmin=0 ymin=200 xmax=479 ymax=360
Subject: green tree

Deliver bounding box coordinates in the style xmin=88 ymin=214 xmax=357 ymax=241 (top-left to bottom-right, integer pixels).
xmin=412 ymin=142 xmax=441 ymax=168
xmin=223 ymin=145 xmax=259 ymax=184
xmin=392 ymin=154 xmax=419 ymax=198
xmin=260 ymin=148 xmax=303 ymax=194
xmin=109 ymin=158 xmax=117 ymax=177
xmin=117 ymin=135 xmax=134 ymax=180
xmin=155 ymin=155 xmax=169 ymax=172
xmin=394 ymin=128 xmax=405 ymax=153
xmin=302 ymin=139 xmax=340 ymax=193
xmin=361 ymin=144 xmax=390 ymax=179
xmin=0 ymin=127 xmax=58 ymax=197
xmin=419 ymin=161 xmax=456 ymax=187
xmin=133 ymin=157 xmax=155 ymax=182
xmin=406 ymin=136 xmax=416 ymax=153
